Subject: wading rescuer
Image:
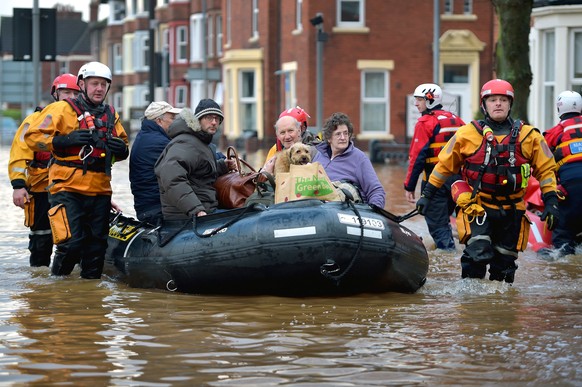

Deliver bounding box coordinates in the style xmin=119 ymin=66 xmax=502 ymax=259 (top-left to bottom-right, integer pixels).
xmin=24 ymin=62 xmax=129 ymax=279
xmin=416 ymin=79 xmax=559 ymax=283
xmin=404 ymin=83 xmax=465 ymax=250
xmin=9 ymin=74 xmax=80 ymax=267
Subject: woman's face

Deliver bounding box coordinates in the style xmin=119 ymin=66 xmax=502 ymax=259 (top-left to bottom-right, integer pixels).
xmin=328 ymin=124 xmax=351 ymax=155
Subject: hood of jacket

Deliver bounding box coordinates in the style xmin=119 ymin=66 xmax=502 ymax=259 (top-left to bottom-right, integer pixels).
xmin=167 ymin=108 xmax=202 ymax=138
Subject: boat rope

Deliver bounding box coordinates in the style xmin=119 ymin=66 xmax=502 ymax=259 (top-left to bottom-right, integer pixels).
xmin=370 ymin=205 xmax=419 ymax=223
xmin=193 ymin=204 xmax=260 ymax=238
xmin=320 ymin=199 xmax=365 ymax=286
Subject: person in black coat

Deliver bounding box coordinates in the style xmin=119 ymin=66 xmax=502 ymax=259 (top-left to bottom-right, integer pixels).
xmin=130 ymin=101 xmax=181 ymax=223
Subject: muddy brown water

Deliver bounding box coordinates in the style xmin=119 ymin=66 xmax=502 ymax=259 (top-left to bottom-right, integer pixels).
xmin=0 ymin=146 xmax=579 ymax=386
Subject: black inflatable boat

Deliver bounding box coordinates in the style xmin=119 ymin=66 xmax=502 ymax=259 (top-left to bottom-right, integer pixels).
xmin=104 ymin=200 xmax=428 ymax=296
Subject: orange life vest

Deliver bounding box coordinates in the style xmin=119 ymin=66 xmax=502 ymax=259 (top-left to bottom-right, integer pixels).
xmin=551 ymin=115 xmax=582 ymax=168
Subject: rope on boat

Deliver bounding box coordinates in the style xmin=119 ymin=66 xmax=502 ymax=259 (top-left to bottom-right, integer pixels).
xmin=320 ymin=193 xmax=365 ymax=286
xmin=193 ymin=204 xmax=260 ymax=238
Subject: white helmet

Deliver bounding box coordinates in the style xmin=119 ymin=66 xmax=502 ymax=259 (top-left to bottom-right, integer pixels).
xmin=413 ymin=83 xmax=442 ymax=109
xmin=77 ymin=61 xmax=112 ymax=84
xmin=556 ymin=90 xmax=582 ymax=116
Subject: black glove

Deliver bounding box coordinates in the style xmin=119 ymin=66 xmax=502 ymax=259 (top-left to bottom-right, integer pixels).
xmin=52 ymin=130 xmax=92 ymax=148
xmin=416 ymin=182 xmax=439 ymax=216
xmin=108 ymin=137 xmax=129 ymax=160
xmin=541 ymin=191 xmax=560 ymax=231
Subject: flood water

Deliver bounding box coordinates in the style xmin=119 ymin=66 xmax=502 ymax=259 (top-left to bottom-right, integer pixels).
xmin=0 ymin=145 xmax=580 ymax=386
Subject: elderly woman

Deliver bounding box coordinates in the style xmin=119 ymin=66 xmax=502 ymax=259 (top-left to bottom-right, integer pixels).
xmin=313 ymin=112 xmax=386 ymax=208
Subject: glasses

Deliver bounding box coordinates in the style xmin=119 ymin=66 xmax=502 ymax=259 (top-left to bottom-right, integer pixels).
xmin=332 ymin=130 xmax=350 ymax=139
xmin=204 ymin=115 xmax=221 ymax=122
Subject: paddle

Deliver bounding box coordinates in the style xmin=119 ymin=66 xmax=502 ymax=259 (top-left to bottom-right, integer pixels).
xmin=370 ymin=204 xmax=419 ymax=223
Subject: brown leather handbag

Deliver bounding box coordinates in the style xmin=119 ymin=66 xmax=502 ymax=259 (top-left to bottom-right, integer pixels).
xmin=214 ymin=146 xmax=260 ymax=209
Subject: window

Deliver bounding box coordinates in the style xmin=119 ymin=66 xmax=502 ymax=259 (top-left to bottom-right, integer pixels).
xmin=216 ymin=15 xmax=223 ymax=56
xmin=295 ymin=0 xmax=303 ymax=32
xmin=133 ymin=31 xmax=149 ymax=71
xmin=113 ymin=92 xmax=122 ymax=112
xmin=361 ymin=70 xmax=388 ymax=134
xmin=190 ymin=80 xmax=204 ymax=109
xmin=543 ymin=30 xmax=555 ymax=130
xmin=444 ymin=0 xmax=472 ymax=15
xmin=239 ymin=70 xmax=257 ymax=131
xmin=175 ymin=85 xmax=187 ymax=107
xmin=190 ymin=14 xmax=203 ymax=62
xmin=283 ymin=70 xmax=297 ymax=110
xmin=251 ymin=0 xmax=259 ymax=39
xmin=573 ymin=30 xmax=582 ymax=92
xmin=337 ymin=0 xmax=364 ymax=28
xmin=444 ymin=0 xmax=453 ymax=14
xmin=443 ymin=65 xmax=469 ymax=83
xmin=463 ymin=0 xmax=473 ymax=14
xmin=109 ymin=0 xmax=126 ymax=22
xmin=176 ymin=25 xmax=188 ymax=63
xmin=207 ymin=14 xmax=214 ymax=58
xmin=226 ymin=0 xmax=232 ymax=46
xmin=112 ymin=43 xmax=122 ymax=75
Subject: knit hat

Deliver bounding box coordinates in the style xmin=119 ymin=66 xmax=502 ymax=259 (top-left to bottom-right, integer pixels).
xmin=194 ymin=98 xmax=224 ymax=123
xmin=145 ymin=101 xmax=182 ymax=120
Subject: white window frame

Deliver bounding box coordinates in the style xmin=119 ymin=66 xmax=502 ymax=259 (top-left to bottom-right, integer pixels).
xmin=542 ymin=30 xmax=556 ymax=130
xmin=113 ymin=92 xmax=123 ymax=112
xmin=360 ymin=69 xmax=389 ymax=135
xmin=112 ymin=43 xmax=123 ymax=75
xmin=251 ymin=0 xmax=259 ymax=40
xmin=295 ymin=0 xmax=303 ymax=32
xmin=463 ymin=0 xmax=473 ymax=15
xmin=226 ymin=0 xmax=232 ymax=47
xmin=190 ymin=80 xmax=204 ymax=109
xmin=444 ymin=0 xmax=453 ymax=15
xmin=190 ymin=14 xmax=204 ymax=62
xmin=216 ymin=15 xmax=223 ymax=56
xmin=336 ymin=0 xmax=364 ymax=28
xmin=207 ymin=14 xmax=214 ymax=58
xmin=571 ymin=29 xmax=582 ymax=91
xmin=239 ymin=69 xmax=257 ymax=131
xmin=132 ymin=30 xmax=149 ymax=72
xmin=175 ymin=85 xmax=188 ymax=107
xmin=109 ymin=0 xmax=126 ymax=23
xmin=176 ymin=25 xmax=188 ymax=63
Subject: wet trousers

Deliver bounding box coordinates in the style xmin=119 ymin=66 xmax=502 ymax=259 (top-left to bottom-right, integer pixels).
xmin=49 ymin=192 xmax=111 ymax=279
xmin=552 ymin=179 xmax=582 ymax=255
xmin=461 ymin=206 xmax=525 ymax=283
xmin=28 ymin=191 xmax=53 ymax=267
xmin=421 ymin=176 xmax=458 ymax=250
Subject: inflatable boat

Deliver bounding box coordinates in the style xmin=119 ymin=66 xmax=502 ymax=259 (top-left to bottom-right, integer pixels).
xmin=104 ymin=200 xmax=429 ymax=296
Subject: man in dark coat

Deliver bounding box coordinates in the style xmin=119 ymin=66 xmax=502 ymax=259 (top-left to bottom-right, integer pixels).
xmin=130 ymin=101 xmax=181 ymax=223
xmin=154 ymin=99 xmax=235 ymax=220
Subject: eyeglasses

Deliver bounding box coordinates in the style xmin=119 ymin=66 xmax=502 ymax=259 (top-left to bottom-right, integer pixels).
xmin=204 ymin=115 xmax=221 ymax=122
xmin=332 ymin=130 xmax=350 ymax=139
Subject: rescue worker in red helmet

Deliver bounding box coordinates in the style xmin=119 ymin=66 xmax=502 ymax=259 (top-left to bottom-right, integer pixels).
xmin=8 ymin=73 xmax=80 ymax=267
xmin=405 ymin=83 xmax=465 ymax=250
xmin=416 ymin=79 xmax=559 ymax=283
xmin=263 ymin=106 xmax=320 ymax=165
xmin=542 ymin=90 xmax=582 ymax=256
xmin=24 ymin=62 xmax=129 ymax=279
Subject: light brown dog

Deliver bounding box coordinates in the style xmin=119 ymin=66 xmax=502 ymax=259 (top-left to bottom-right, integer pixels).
xmin=274 ymin=142 xmax=312 ymax=175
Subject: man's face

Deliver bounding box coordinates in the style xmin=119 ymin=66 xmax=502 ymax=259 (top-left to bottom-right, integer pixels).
xmin=414 ymin=97 xmax=427 ymax=112
xmin=200 ymin=114 xmax=221 ymax=134
xmin=484 ymin=95 xmax=511 ymax=122
xmin=276 ymin=116 xmax=301 ymax=149
xmin=57 ymin=88 xmax=79 ymax=101
xmin=156 ymin=113 xmax=177 ymax=132
xmin=81 ymin=77 xmax=109 ymax=104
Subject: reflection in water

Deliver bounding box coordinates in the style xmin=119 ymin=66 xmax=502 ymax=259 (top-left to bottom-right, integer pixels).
xmin=0 ymin=146 xmax=580 ymax=385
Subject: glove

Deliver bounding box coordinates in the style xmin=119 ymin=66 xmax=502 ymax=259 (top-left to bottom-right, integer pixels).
xmin=416 ymin=182 xmax=439 ymax=216
xmin=108 ymin=137 xmax=129 ymax=159
xmin=52 ymin=130 xmax=92 ymax=148
xmin=540 ymin=191 xmax=560 ymax=231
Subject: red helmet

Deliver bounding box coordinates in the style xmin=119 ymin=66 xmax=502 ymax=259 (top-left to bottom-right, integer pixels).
xmin=279 ymin=106 xmax=311 ymax=126
xmin=480 ymin=79 xmax=514 ymax=103
xmin=51 ymin=73 xmax=81 ymax=100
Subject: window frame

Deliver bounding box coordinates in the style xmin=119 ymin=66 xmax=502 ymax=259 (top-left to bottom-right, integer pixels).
xmin=360 ymin=69 xmax=389 ymax=135
xmin=336 ymin=0 xmax=365 ymax=28
xmin=176 ymin=25 xmax=188 ymax=63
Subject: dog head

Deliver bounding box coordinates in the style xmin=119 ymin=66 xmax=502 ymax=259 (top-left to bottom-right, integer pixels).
xmin=288 ymin=143 xmax=312 ymax=166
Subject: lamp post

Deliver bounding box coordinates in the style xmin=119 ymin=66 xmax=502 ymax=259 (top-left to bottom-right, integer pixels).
xmin=310 ymin=13 xmax=327 ymax=130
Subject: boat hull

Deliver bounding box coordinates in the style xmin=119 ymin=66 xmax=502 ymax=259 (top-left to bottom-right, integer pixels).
xmin=105 ymin=200 xmax=429 ymax=296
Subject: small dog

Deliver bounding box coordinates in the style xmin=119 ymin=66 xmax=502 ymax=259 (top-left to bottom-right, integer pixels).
xmin=274 ymin=142 xmax=312 ymax=175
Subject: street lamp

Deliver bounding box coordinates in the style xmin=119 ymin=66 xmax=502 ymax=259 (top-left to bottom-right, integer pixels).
xmin=310 ymin=13 xmax=327 ymax=130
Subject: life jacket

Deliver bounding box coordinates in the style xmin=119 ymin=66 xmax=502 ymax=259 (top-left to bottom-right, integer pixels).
xmin=463 ymin=120 xmax=531 ymax=199
xmin=551 ymin=115 xmax=582 ymax=169
xmin=52 ymin=98 xmax=118 ymax=175
xmin=425 ymin=110 xmax=462 ymax=167
xmin=26 ymin=106 xmax=52 ymax=169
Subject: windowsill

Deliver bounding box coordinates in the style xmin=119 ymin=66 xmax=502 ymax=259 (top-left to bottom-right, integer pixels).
xmin=441 ymin=14 xmax=477 ymax=21
xmin=332 ymin=26 xmax=370 ymax=34
xmin=292 ymin=28 xmax=303 ymax=36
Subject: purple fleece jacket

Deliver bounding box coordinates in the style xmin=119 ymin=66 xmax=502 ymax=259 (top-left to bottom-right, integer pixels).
xmin=313 ymin=141 xmax=386 ymax=208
